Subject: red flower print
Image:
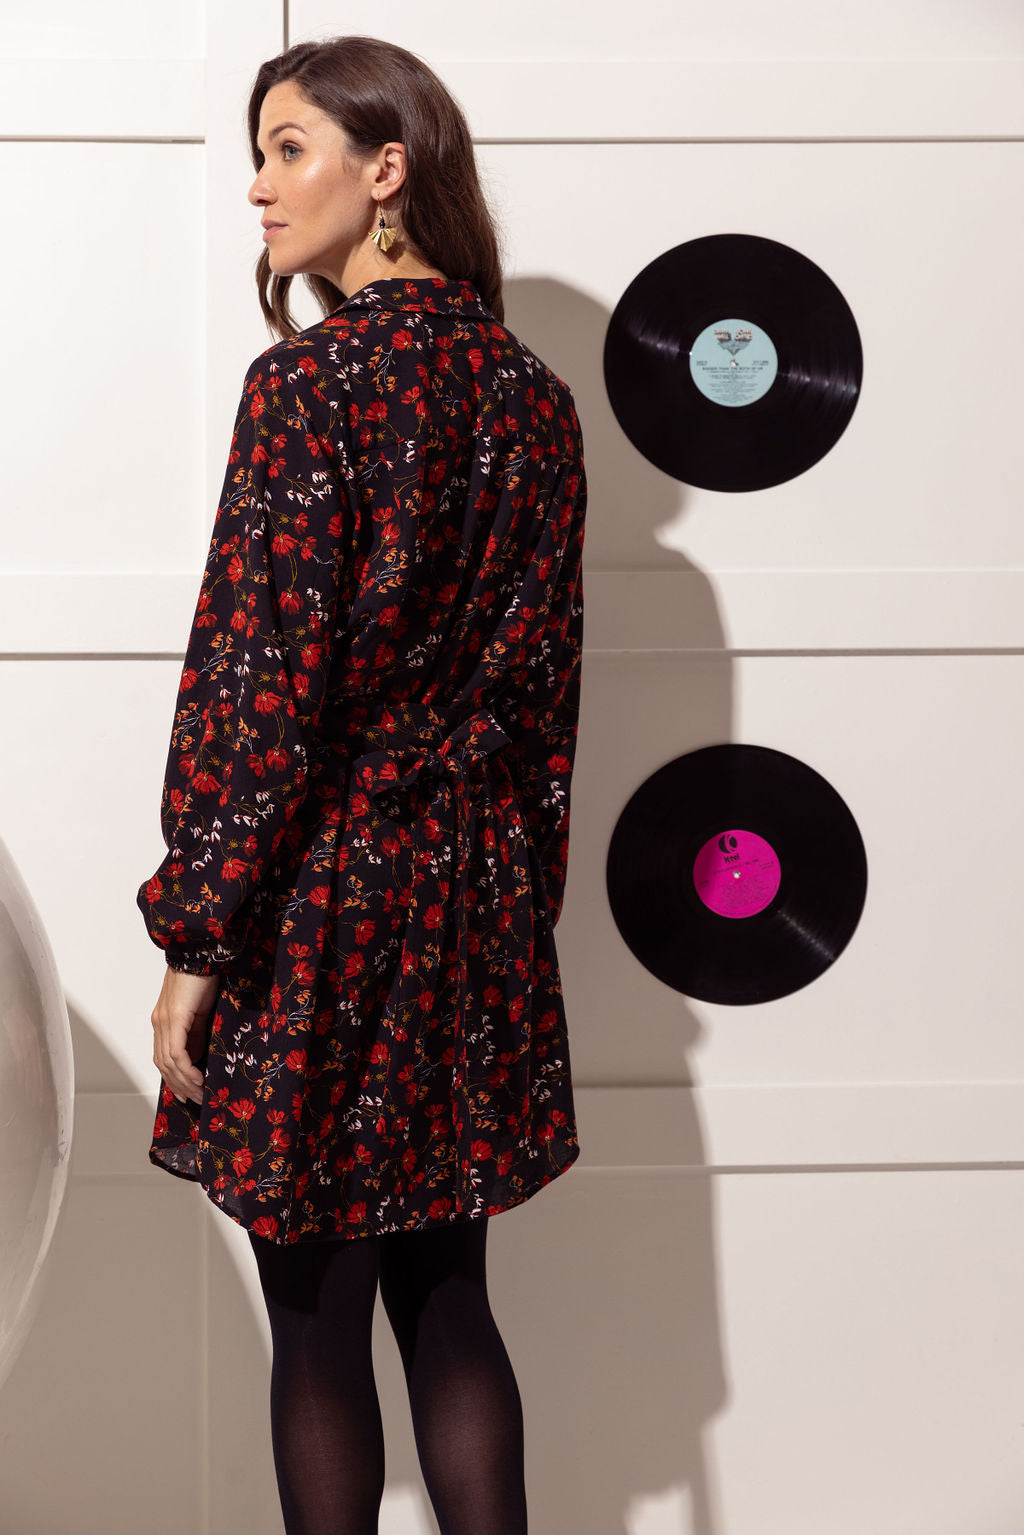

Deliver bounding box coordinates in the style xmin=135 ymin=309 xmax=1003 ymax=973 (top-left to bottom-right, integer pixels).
xmin=140 ymin=281 xmax=583 ymax=1244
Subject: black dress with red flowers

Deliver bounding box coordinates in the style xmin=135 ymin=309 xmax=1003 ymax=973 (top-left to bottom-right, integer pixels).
xmin=136 ymin=276 xmax=587 ymax=1245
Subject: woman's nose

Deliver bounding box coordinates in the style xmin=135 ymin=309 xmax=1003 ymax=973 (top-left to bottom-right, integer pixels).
xmin=248 ymin=177 xmax=274 ymax=207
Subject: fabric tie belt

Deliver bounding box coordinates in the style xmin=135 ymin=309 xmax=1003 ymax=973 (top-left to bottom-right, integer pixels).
xmin=317 ymin=695 xmax=513 ymax=1215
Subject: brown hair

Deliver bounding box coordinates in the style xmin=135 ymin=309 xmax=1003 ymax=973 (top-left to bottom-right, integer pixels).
xmin=246 ymin=34 xmax=507 ymax=338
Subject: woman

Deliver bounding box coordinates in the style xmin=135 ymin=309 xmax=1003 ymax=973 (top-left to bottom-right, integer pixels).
xmin=137 ymin=33 xmax=586 ymax=1535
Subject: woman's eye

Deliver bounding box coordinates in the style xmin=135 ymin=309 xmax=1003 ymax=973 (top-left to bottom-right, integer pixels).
xmin=282 ymin=143 xmax=300 ymax=161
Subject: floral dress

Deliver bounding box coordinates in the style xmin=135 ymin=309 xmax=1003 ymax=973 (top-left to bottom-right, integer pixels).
xmin=136 ymin=275 xmax=587 ymax=1245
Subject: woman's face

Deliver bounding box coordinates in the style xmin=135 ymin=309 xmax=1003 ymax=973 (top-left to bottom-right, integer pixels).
xmin=248 ymin=79 xmax=395 ymax=291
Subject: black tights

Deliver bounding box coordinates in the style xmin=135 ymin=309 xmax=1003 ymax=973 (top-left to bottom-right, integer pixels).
xmin=247 ymin=1215 xmax=528 ymax=1535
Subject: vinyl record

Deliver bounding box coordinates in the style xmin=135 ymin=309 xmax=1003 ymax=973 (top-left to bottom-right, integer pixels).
xmin=603 ymin=233 xmax=863 ymax=492
xmin=605 ymin=744 xmax=868 ymax=1004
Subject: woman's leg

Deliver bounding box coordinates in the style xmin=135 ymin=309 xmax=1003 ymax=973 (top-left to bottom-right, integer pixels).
xmin=247 ymin=1229 xmax=385 ymax=1535
xmin=377 ymin=1214 xmax=528 ymax=1535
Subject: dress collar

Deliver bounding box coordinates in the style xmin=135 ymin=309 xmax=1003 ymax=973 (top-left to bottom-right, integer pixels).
xmin=329 ymin=275 xmax=496 ymax=322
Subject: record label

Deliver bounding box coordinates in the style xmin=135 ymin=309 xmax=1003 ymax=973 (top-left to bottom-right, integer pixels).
xmin=692 ymin=828 xmax=781 ymax=918
xmin=689 ymin=319 xmax=778 ymax=407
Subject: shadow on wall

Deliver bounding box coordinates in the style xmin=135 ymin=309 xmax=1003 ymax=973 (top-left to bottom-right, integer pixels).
xmin=504 ymin=277 xmax=734 ymax=1534
xmin=0 ymin=277 xmax=734 ymax=1535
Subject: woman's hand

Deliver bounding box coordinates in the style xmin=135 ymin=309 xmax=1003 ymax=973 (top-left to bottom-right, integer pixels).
xmin=151 ymin=966 xmax=222 ymax=1105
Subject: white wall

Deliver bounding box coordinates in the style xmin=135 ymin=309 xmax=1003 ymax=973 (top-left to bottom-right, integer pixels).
xmin=0 ymin=4 xmax=1023 ymax=1532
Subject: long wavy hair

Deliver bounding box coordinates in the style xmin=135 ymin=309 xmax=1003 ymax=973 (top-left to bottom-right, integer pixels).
xmin=246 ymin=34 xmax=506 ymax=338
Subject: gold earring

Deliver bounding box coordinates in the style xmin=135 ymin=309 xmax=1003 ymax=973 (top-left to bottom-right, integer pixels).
xmin=371 ymin=198 xmax=399 ymax=253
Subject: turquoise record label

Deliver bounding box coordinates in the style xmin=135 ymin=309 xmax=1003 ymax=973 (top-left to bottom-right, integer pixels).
xmin=688 ymin=317 xmax=778 ymax=406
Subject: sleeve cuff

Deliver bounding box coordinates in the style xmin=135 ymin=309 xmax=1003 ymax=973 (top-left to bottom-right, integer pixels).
xmin=164 ymin=950 xmax=224 ymax=977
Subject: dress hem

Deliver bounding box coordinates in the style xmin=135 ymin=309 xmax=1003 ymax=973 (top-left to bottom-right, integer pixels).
xmin=149 ymin=1137 xmax=582 ymax=1245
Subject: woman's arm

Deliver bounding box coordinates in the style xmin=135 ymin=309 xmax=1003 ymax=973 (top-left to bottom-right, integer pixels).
xmin=137 ymin=347 xmax=351 ymax=974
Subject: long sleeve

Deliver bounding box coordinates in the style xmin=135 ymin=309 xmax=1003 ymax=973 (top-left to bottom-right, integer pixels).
xmin=499 ymin=447 xmax=587 ymax=928
xmin=137 ymin=347 xmax=350 ymax=974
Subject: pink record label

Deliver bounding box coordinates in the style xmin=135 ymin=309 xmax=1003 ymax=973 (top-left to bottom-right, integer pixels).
xmin=692 ymin=828 xmax=781 ymax=919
